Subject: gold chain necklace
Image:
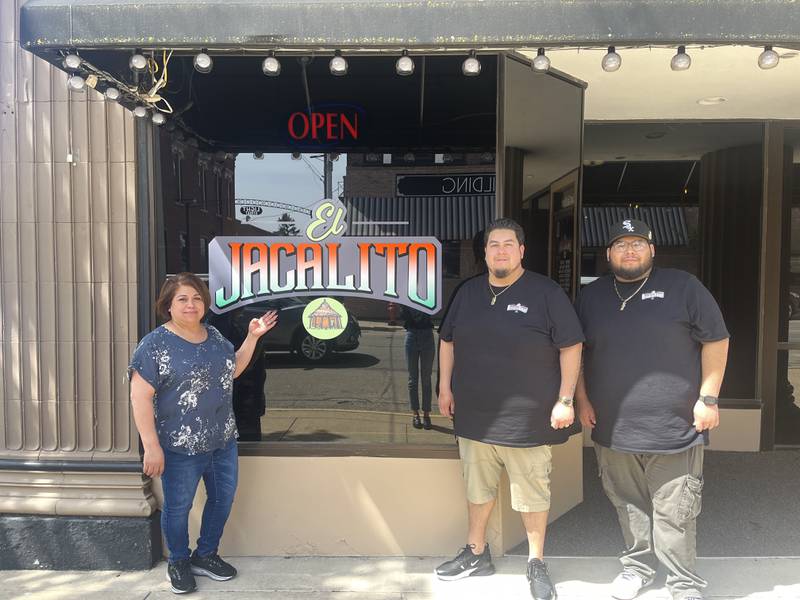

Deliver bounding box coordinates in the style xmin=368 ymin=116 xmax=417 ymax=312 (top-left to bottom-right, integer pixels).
xmin=488 ymin=276 xmax=521 ymax=306
xmin=613 ymin=276 xmax=650 ymax=311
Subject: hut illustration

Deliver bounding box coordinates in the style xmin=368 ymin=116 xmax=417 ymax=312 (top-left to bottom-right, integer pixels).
xmin=307 ymin=300 xmax=343 ymax=330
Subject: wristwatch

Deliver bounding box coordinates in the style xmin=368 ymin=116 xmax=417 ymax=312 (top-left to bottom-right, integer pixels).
xmin=557 ymin=396 xmax=574 ymax=407
xmin=698 ymin=395 xmax=718 ymax=406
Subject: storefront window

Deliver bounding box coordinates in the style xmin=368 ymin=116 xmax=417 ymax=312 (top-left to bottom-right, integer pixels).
xmin=159 ymin=149 xmax=494 ymax=445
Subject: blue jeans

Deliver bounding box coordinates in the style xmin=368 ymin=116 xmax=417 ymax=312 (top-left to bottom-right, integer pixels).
xmin=405 ymin=328 xmax=435 ymax=413
xmin=161 ymin=439 xmax=239 ymax=563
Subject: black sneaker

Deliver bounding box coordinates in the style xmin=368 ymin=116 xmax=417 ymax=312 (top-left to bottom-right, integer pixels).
xmin=190 ymin=551 xmax=237 ymax=581
xmin=412 ymin=414 xmax=423 ymax=429
xmin=167 ymin=559 xmax=196 ymax=594
xmin=527 ymin=558 xmax=556 ymax=600
xmin=434 ymin=544 xmax=495 ymax=580
xmin=423 ymin=415 xmax=432 ymax=430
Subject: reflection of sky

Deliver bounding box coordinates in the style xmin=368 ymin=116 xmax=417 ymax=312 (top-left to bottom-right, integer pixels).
xmin=235 ymin=153 xmax=346 ymax=206
xmin=235 ymin=153 xmax=347 ymax=233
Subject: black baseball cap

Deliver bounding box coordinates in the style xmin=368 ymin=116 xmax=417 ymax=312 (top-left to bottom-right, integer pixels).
xmin=607 ymin=219 xmax=654 ymax=246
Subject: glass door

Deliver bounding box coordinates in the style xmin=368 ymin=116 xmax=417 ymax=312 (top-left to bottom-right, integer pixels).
xmin=775 ymin=126 xmax=800 ymax=446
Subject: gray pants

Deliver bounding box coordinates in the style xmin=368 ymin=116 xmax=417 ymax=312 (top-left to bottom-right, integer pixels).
xmin=595 ymin=443 xmax=706 ymax=600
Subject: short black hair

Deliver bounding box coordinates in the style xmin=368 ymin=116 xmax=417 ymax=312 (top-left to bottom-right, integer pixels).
xmin=484 ymin=218 xmax=525 ymax=246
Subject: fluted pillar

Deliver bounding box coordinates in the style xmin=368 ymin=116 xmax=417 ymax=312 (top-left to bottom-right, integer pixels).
xmin=0 ymin=1 xmax=158 ymax=569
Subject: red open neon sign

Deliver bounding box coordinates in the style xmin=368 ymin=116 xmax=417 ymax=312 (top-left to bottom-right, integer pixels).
xmin=287 ymin=111 xmax=359 ymax=141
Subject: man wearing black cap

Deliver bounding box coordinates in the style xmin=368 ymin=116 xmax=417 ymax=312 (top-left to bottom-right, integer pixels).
xmin=574 ymin=219 xmax=729 ymax=600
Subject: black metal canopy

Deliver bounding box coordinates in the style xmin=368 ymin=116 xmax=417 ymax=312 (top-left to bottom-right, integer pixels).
xmin=19 ymin=0 xmax=800 ymax=51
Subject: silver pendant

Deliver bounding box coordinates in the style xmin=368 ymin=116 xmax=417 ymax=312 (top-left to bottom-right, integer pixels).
xmin=491 ymin=296 xmax=496 ymax=306
xmin=620 ymin=301 xmax=627 ymax=311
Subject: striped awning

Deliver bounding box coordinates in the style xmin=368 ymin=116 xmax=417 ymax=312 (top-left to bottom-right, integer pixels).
xmin=582 ymin=206 xmax=689 ymax=247
xmin=343 ymin=196 xmax=495 ymax=241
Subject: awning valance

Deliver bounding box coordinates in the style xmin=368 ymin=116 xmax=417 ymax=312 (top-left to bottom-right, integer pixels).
xmin=343 ymin=195 xmax=495 ymax=241
xmin=582 ymin=206 xmax=690 ymax=248
xmin=21 ymin=0 xmax=800 ymax=52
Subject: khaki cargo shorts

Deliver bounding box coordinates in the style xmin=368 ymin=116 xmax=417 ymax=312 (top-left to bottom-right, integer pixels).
xmin=457 ymin=437 xmax=553 ymax=513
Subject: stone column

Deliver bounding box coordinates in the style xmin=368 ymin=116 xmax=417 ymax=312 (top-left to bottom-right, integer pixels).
xmin=0 ymin=0 xmax=159 ymax=570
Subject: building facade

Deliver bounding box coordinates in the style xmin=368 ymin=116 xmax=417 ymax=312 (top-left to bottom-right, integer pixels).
xmin=2 ymin=0 xmax=800 ymax=569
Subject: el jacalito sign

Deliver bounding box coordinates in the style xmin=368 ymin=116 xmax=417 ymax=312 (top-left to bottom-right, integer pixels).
xmin=209 ymin=198 xmax=442 ymax=315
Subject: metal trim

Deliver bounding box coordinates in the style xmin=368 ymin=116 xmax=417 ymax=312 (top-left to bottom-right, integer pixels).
xmin=0 ymin=459 xmax=143 ymax=473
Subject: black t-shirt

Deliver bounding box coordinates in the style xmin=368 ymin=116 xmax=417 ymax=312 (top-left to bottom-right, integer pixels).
xmin=575 ymin=268 xmax=729 ymax=454
xmin=439 ymin=271 xmax=585 ymax=447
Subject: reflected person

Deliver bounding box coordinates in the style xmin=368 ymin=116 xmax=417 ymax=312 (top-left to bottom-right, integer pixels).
xmin=402 ymin=305 xmax=436 ymax=430
xmin=128 ymin=273 xmax=277 ymax=595
xmin=207 ymin=308 xmax=268 ymax=441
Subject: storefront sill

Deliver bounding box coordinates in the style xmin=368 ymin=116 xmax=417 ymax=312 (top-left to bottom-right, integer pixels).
xmin=237 ymin=442 xmax=460 ymax=458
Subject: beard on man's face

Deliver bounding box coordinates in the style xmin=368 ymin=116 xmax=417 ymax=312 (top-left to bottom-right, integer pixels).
xmin=611 ymin=254 xmax=653 ymax=281
xmin=491 ymin=267 xmax=510 ymax=279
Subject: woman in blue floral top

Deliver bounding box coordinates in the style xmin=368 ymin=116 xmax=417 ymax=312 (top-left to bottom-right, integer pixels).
xmin=129 ymin=273 xmax=276 ymax=594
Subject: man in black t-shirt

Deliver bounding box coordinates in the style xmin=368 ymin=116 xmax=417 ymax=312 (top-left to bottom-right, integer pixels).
xmin=575 ymin=219 xmax=729 ymax=600
xmin=434 ymin=219 xmax=584 ymax=600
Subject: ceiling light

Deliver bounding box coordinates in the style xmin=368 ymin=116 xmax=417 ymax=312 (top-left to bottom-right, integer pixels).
xmin=254 ymin=152 xmax=264 ymax=159
xmin=291 ymin=152 xmax=302 ymax=160
xmin=532 ymin=48 xmax=550 ymax=73
xmin=133 ymin=106 xmax=148 ymax=118
xmin=330 ymin=152 xmax=340 ymax=161
xmin=129 ymin=53 xmax=147 ymax=73
xmin=67 ymin=75 xmax=86 ymax=92
xmin=152 ymin=112 xmax=166 ymax=126
xmin=670 ymin=46 xmax=691 ymax=71
xmin=462 ymin=50 xmax=481 ymax=76
xmin=697 ymin=96 xmax=726 ymax=105
xmin=262 ymin=53 xmax=281 ymax=76
xmin=601 ymin=46 xmax=622 ymax=72
xmin=63 ymin=54 xmax=82 ymax=70
xmin=329 ymin=50 xmax=348 ymax=76
xmin=758 ymin=45 xmax=779 ymax=69
xmin=396 ymin=50 xmax=414 ymax=76
xmin=193 ymin=52 xmax=213 ymax=74
xmin=104 ymin=87 xmax=120 ymax=101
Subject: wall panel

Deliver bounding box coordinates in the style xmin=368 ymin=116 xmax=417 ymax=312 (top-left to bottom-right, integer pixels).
xmin=0 ymin=0 xmax=140 ymax=467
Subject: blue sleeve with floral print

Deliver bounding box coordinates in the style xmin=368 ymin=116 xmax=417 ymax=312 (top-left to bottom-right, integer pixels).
xmin=129 ymin=336 xmax=164 ymax=390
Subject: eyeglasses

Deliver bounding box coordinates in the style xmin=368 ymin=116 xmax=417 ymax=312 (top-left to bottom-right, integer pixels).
xmin=611 ymin=239 xmax=649 ymax=252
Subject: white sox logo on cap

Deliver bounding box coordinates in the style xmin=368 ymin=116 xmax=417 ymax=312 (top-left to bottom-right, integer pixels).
xmin=622 ymin=220 xmax=635 ymax=232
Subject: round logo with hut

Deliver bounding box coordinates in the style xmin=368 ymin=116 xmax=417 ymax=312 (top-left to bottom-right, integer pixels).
xmin=302 ymin=297 xmax=348 ymax=340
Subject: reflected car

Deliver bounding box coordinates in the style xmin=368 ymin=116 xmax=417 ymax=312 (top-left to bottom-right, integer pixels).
xmin=242 ymin=297 xmax=361 ymax=361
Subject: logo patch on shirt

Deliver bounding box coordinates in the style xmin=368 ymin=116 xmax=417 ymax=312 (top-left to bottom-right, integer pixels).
xmin=641 ymin=290 xmax=665 ymax=301
xmin=507 ymin=303 xmax=528 ymax=314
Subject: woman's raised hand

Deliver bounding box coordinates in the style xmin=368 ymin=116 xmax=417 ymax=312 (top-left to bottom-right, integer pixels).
xmin=248 ymin=310 xmax=278 ymax=337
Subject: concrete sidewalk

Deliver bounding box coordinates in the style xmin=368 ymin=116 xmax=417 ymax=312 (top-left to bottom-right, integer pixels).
xmin=2 ymin=556 xmax=799 ymax=600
